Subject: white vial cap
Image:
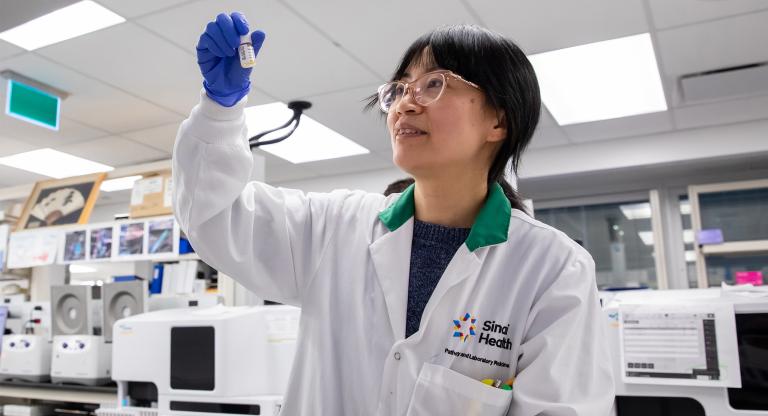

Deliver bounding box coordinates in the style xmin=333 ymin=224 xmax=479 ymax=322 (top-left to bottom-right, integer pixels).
xmin=240 ymin=34 xmax=250 ymax=44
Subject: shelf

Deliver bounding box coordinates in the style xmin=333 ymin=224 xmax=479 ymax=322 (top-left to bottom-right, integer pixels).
xmin=701 ymin=240 xmax=768 ymax=255
xmin=172 ymin=253 xmax=200 ymax=261
xmin=0 ymin=381 xmax=116 ymax=404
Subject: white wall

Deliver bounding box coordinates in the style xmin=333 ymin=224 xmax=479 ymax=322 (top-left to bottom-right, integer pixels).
xmin=275 ymin=166 xmax=407 ymax=194
xmin=273 ymin=118 xmax=768 ymax=197
xmin=521 ymin=118 xmax=768 ymax=179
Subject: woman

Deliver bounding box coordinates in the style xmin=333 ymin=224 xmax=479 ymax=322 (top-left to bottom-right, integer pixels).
xmin=174 ymin=12 xmax=614 ymax=416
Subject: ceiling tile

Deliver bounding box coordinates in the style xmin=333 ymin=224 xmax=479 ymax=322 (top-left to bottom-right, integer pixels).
xmin=135 ymin=0 xmax=380 ymax=100
xmin=0 ymin=165 xmax=47 ymax=187
xmin=656 ymin=10 xmax=768 ymax=78
xmin=529 ymin=126 xmax=570 ymax=149
xmin=0 ymin=137 xmax=37 ymax=157
xmin=470 ymin=0 xmax=649 ymax=54
xmin=259 ymin=151 xmax=318 ymax=184
xmin=302 ymin=151 xmax=394 ymax=178
xmin=0 ymin=40 xmax=24 ymax=60
xmin=120 ymin=122 xmax=180 ymax=153
xmin=538 ymin=107 xmax=557 ymax=128
xmin=95 ymin=0 xmax=194 ymax=19
xmin=563 ymin=111 xmax=674 ymax=143
xmin=36 ymin=22 xmax=202 ymax=115
xmin=673 ymin=94 xmax=768 ymax=130
xmin=298 ymin=84 xmax=390 ymax=153
xmin=1 ymin=77 xmax=109 ymax=145
xmin=0 ymin=0 xmax=79 ymax=32
xmin=647 ymin=0 xmax=768 ymax=30
xmin=0 ymin=53 xmax=182 ymax=133
xmin=281 ymin=0 xmax=477 ymax=79
xmin=55 ymin=136 xmax=168 ymax=167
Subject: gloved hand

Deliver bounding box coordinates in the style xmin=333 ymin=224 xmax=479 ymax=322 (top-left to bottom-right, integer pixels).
xmin=196 ymin=12 xmax=266 ymax=107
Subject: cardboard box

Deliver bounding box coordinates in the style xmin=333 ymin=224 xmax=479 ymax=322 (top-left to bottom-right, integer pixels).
xmin=130 ymin=171 xmax=173 ymax=219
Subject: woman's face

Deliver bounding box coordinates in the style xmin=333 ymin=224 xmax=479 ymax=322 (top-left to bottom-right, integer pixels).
xmin=386 ymin=54 xmax=505 ymax=181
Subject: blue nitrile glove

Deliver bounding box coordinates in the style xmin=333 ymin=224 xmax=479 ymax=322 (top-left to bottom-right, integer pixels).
xmin=196 ymin=12 xmax=266 ymax=107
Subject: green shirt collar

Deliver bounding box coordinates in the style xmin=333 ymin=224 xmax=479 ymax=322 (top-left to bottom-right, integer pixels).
xmin=378 ymin=182 xmax=511 ymax=252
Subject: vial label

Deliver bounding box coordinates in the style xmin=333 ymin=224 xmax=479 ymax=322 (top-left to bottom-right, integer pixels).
xmin=239 ymin=43 xmax=256 ymax=68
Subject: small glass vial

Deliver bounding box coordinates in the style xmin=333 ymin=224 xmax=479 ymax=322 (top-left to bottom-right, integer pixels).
xmin=238 ymin=35 xmax=256 ymax=68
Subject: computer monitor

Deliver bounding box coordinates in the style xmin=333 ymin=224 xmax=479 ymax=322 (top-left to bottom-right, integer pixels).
xmin=727 ymin=311 xmax=768 ymax=411
xmin=606 ymin=288 xmax=768 ymax=416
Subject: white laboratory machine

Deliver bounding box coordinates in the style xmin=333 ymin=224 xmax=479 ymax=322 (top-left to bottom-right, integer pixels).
xmin=147 ymin=293 xmax=223 ymax=311
xmin=0 ymin=301 xmax=52 ymax=382
xmin=50 ymin=281 xmax=147 ymax=385
xmin=100 ymin=304 xmax=299 ymax=416
xmin=604 ymin=287 xmax=768 ymax=416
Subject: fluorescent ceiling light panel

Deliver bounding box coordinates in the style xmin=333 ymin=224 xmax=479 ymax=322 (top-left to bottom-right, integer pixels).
xmin=619 ymin=202 xmax=652 ymax=220
xmin=101 ymin=175 xmax=142 ymax=192
xmin=0 ymin=148 xmax=113 ymax=178
xmin=529 ymin=33 xmax=667 ymax=125
xmin=0 ymin=1 xmax=125 ymax=51
xmin=245 ymin=103 xmax=369 ymax=164
xmin=637 ymin=231 xmax=655 ymax=246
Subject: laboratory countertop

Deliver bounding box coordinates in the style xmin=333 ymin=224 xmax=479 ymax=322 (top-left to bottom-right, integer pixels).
xmin=0 ymin=381 xmax=116 ymax=404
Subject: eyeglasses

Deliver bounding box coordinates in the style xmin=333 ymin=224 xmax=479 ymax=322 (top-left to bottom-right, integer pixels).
xmin=376 ymin=70 xmax=481 ymax=113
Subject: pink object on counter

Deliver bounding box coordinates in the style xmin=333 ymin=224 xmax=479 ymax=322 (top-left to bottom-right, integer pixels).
xmin=735 ymin=271 xmax=764 ymax=286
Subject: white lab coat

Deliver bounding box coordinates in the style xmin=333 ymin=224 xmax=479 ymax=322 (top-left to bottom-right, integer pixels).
xmin=172 ymin=91 xmax=615 ymax=416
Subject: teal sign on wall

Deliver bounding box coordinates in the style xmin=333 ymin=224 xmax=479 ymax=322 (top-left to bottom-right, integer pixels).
xmin=5 ymin=79 xmax=60 ymax=130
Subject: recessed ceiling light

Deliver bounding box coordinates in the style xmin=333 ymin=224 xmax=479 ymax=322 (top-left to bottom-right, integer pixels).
xmin=100 ymin=175 xmax=142 ymax=192
xmin=0 ymin=0 xmax=125 ymax=51
xmin=529 ymin=33 xmax=667 ymax=125
xmin=0 ymin=148 xmax=113 ymax=178
xmin=619 ymin=202 xmax=652 ymax=220
xmin=637 ymin=231 xmax=655 ymax=246
xmin=245 ymin=103 xmax=369 ymax=164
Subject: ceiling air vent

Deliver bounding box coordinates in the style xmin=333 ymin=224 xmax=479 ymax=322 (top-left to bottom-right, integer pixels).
xmin=680 ymin=62 xmax=768 ymax=103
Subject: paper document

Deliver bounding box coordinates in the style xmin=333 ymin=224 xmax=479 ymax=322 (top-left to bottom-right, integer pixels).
xmin=7 ymin=230 xmax=59 ymax=269
xmin=0 ymin=224 xmax=9 ymax=272
xmin=619 ymin=302 xmax=741 ymax=387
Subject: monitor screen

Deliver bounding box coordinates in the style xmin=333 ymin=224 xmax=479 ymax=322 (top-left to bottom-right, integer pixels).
xmin=170 ymin=326 xmax=215 ymax=391
xmin=728 ymin=313 xmax=768 ymax=411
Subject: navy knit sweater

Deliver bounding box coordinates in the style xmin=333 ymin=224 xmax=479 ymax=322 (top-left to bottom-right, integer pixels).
xmin=406 ymin=219 xmax=471 ymax=338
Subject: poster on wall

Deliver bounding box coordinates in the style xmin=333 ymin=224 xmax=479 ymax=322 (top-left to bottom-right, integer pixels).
xmin=16 ymin=173 xmax=106 ymax=230
xmin=6 ymin=230 xmax=58 ymax=269
xmin=60 ymin=229 xmax=87 ymax=263
xmin=117 ymin=221 xmax=145 ymax=257
xmin=0 ymin=224 xmax=9 ymax=272
xmin=89 ymin=226 xmax=113 ymax=261
xmin=147 ymin=217 xmax=177 ymax=256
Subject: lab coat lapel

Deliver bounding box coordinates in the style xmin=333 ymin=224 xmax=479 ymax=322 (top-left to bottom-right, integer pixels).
xmin=417 ymin=245 xmax=485 ymax=338
xmin=370 ymin=218 xmax=413 ymax=340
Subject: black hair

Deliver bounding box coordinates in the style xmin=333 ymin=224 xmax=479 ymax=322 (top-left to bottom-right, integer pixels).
xmin=383 ymin=177 xmax=415 ymax=196
xmin=367 ymin=25 xmax=541 ymax=213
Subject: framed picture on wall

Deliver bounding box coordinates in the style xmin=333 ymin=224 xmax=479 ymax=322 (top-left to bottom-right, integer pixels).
xmin=16 ymin=173 xmax=106 ymax=231
xmin=89 ymin=225 xmax=114 ymax=261
xmin=146 ymin=217 xmax=178 ymax=257
xmin=117 ymin=221 xmax=146 ymax=258
xmin=59 ymin=229 xmax=87 ymax=263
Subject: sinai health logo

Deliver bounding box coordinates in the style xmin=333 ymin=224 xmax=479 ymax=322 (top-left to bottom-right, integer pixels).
xmin=453 ymin=313 xmax=477 ymax=342
xmin=451 ymin=312 xmax=512 ymax=350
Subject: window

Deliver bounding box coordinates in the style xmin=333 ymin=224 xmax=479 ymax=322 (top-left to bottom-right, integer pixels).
xmin=698 ymin=188 xmax=768 ymax=242
xmin=679 ymin=197 xmax=698 ymax=288
xmin=689 ymin=180 xmax=768 ymax=287
xmin=536 ymin=200 xmax=657 ymax=289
